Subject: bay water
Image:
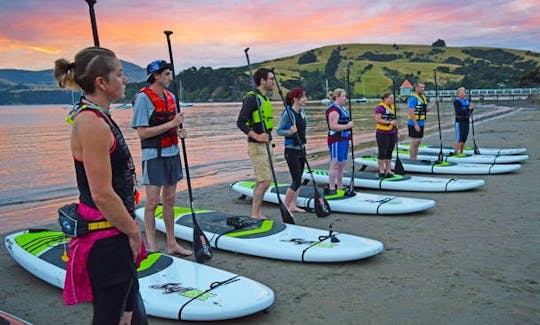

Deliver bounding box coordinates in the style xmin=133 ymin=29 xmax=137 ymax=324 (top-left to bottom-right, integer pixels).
xmin=0 ymin=100 xmax=482 ymax=233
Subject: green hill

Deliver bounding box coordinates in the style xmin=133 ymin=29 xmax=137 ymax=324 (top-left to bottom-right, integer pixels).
xmin=249 ymin=43 xmax=540 ymax=98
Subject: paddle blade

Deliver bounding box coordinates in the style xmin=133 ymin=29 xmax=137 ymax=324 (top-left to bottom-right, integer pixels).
xmin=280 ymin=204 xmax=295 ymax=224
xmin=192 ymin=214 xmax=212 ymax=263
xmin=394 ymin=157 xmax=406 ymax=175
xmin=314 ymin=189 xmax=331 ymax=218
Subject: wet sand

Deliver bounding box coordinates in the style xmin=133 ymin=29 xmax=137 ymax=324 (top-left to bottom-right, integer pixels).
xmin=1 ymin=104 xmax=539 ymax=324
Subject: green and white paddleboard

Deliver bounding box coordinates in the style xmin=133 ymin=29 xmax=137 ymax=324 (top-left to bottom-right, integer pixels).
xmin=303 ymin=169 xmax=485 ymax=192
xmin=355 ymin=156 xmax=521 ymax=175
xmin=230 ymin=181 xmax=435 ymax=215
xmin=135 ymin=206 xmax=384 ymax=263
xmin=398 ymin=143 xmax=527 ymax=156
xmin=4 ymin=230 xmax=274 ymax=321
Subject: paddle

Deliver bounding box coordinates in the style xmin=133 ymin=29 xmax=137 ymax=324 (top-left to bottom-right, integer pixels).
xmin=164 ymin=31 xmax=212 ymax=263
xmin=392 ymin=79 xmax=405 ymax=175
xmin=272 ymin=68 xmax=331 ymax=218
xmin=84 ymin=0 xmax=100 ymax=46
xmin=433 ymin=69 xmax=444 ymax=162
xmin=243 ymin=48 xmax=295 ymax=224
xmin=468 ymin=91 xmax=481 ymax=154
xmin=345 ymin=67 xmax=356 ymax=196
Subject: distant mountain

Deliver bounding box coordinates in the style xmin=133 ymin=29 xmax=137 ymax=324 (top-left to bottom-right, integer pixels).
xmin=2 ymin=44 xmax=539 ymax=105
xmin=0 ymin=60 xmax=146 ymax=104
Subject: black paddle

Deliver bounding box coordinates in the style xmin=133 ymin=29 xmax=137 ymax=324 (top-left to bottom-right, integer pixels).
xmin=164 ymin=31 xmax=212 ymax=263
xmin=433 ymin=69 xmax=444 ymax=162
xmin=468 ymin=91 xmax=481 ymax=154
xmin=345 ymin=67 xmax=356 ymax=196
xmin=272 ymin=69 xmax=331 ymax=218
xmin=243 ymin=48 xmax=295 ymax=224
xmin=392 ymin=79 xmax=405 ymax=175
xmin=84 ymin=0 xmax=100 ymax=46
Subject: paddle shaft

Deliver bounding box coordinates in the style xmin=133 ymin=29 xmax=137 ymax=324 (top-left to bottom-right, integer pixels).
xmin=468 ymin=91 xmax=480 ymax=154
xmin=164 ymin=31 xmax=212 ymax=262
xmin=392 ymin=79 xmax=405 ymax=175
xmin=433 ymin=69 xmax=444 ymax=161
xmin=346 ymin=67 xmax=356 ymax=189
xmin=84 ymin=0 xmax=100 ymax=46
xmin=244 ymin=49 xmax=294 ymax=224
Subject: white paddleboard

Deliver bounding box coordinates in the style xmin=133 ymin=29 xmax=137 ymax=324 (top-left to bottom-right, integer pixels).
xmin=394 ymin=150 xmax=528 ymax=164
xmin=398 ymin=143 xmax=527 ymax=156
xmin=230 ymin=181 xmax=435 ymax=215
xmin=355 ymin=156 xmax=521 ymax=175
xmin=4 ymin=230 xmax=274 ymax=321
xmin=0 ymin=310 xmax=32 ymax=325
xmin=302 ymin=169 xmax=485 ymax=192
xmin=135 ymin=206 xmax=384 ymax=262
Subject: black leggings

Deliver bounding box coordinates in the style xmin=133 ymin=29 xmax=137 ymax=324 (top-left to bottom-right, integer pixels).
xmin=285 ymin=148 xmax=306 ymax=191
xmin=88 ymin=234 xmax=148 ymax=325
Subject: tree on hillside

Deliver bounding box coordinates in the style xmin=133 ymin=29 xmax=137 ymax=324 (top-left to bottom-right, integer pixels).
xmin=325 ymin=47 xmax=342 ymax=79
xmin=298 ymin=51 xmax=317 ymax=64
xmin=519 ymin=67 xmax=540 ymax=87
xmin=432 ymin=39 xmax=446 ymax=47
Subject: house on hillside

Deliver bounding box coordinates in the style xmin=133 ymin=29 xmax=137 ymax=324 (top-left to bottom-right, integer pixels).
xmin=400 ymin=79 xmax=413 ymax=96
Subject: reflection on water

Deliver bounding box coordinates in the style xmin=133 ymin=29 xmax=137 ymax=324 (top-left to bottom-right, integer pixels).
xmin=0 ymin=101 xmax=480 ymax=232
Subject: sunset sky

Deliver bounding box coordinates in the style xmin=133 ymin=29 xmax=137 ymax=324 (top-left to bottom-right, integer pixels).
xmin=1 ymin=0 xmax=539 ymax=72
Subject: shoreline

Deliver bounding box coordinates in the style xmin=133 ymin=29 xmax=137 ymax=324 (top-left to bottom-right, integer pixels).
xmin=1 ymin=103 xmax=539 ymax=324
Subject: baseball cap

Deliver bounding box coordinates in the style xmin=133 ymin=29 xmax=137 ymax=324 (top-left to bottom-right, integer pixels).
xmin=146 ymin=60 xmax=172 ymax=81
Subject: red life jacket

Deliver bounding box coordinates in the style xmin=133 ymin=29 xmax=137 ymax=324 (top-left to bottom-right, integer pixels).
xmin=139 ymin=87 xmax=178 ymax=150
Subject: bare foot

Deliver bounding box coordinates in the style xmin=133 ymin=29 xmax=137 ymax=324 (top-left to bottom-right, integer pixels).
xmin=167 ymin=244 xmax=192 ymax=256
xmin=251 ymin=215 xmax=268 ymax=220
xmin=290 ymin=207 xmax=306 ymax=213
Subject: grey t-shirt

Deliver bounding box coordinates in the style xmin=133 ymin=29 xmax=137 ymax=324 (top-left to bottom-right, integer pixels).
xmin=131 ymin=91 xmax=180 ymax=161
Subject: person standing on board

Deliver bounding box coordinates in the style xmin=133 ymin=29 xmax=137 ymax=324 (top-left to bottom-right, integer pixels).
xmin=325 ymin=88 xmax=354 ymax=194
xmin=236 ymin=67 xmax=276 ymax=219
xmin=407 ymin=82 xmax=436 ymax=160
xmin=132 ymin=60 xmax=192 ymax=256
xmin=55 ymin=46 xmax=147 ymax=324
xmin=374 ymin=92 xmax=398 ymax=177
xmin=277 ymin=87 xmax=308 ymax=213
xmin=453 ymin=87 xmax=474 ymax=155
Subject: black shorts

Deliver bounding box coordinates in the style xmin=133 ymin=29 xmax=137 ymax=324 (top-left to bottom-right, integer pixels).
xmin=376 ymin=133 xmax=397 ymax=160
xmin=408 ymin=124 xmax=424 ymax=138
xmin=88 ymin=234 xmax=142 ymax=324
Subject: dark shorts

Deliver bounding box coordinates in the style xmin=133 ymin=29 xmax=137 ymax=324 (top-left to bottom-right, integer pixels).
xmin=142 ymin=155 xmax=183 ymax=186
xmin=284 ymin=148 xmax=306 ymax=191
xmin=455 ymin=122 xmax=470 ymax=142
xmin=376 ymin=133 xmax=397 ymax=160
xmin=88 ymin=234 xmax=142 ymax=324
xmin=408 ymin=124 xmax=424 ymax=138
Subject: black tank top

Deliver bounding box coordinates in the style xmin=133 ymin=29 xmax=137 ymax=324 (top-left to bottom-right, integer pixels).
xmin=74 ymin=109 xmax=137 ymax=216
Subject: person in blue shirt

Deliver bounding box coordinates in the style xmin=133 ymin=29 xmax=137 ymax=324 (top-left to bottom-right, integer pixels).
xmin=276 ymin=88 xmax=307 ymax=213
xmin=453 ymin=87 xmax=474 ymax=155
xmin=407 ymin=82 xmax=436 ymax=160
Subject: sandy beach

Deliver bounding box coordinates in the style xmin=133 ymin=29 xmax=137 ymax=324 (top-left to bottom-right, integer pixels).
xmin=1 ymin=103 xmax=538 ymax=325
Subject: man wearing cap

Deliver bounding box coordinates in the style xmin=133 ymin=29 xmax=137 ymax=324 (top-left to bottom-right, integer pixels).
xmin=132 ymin=60 xmax=192 ymax=256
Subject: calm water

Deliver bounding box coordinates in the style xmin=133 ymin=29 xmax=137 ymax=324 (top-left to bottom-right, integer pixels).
xmin=0 ymin=100 xmax=472 ymax=232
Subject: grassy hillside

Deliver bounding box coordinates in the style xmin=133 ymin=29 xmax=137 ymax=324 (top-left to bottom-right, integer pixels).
xmin=251 ymin=43 xmax=540 ymax=98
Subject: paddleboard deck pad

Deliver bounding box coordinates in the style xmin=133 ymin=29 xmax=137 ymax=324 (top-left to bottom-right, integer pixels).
xmin=302 ymin=169 xmax=485 ymax=192
xmin=398 ymin=143 xmax=527 ymax=156
xmin=355 ymin=156 xmax=521 ymax=175
xmin=135 ymin=206 xmax=384 ymax=262
xmin=4 ymin=230 xmax=274 ymax=321
xmin=230 ymin=181 xmax=435 ymax=215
